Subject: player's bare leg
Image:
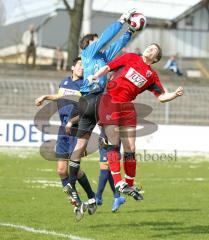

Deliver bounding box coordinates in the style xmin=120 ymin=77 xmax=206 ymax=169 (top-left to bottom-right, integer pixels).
xmin=69 ymin=134 xmax=97 ymax=215
xmin=104 ymin=125 xmax=143 ymax=201
xmin=57 ymin=160 xmax=87 ymax=221
xmin=67 ymin=136 xmax=88 ymax=208
xmin=98 ymin=126 xmax=125 ymax=211
xmin=120 ymin=126 xmax=143 ymax=200
xmin=120 ymin=126 xmax=136 ymax=186
xmin=104 ymin=125 xmax=122 ymax=186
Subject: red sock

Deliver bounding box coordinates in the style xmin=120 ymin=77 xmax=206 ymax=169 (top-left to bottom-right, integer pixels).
xmin=124 ymin=175 xmax=134 ymax=187
xmin=111 ymin=172 xmax=122 ymax=186
xmin=107 ymin=148 xmax=122 ymax=186
xmin=123 ymin=152 xmax=136 ymax=187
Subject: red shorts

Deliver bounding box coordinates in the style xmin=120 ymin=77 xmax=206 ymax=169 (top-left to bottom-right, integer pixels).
xmin=98 ymin=94 xmax=136 ymax=126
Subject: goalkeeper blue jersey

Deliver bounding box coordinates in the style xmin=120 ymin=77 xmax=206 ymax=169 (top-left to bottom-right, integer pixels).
xmin=80 ymin=21 xmax=132 ymax=94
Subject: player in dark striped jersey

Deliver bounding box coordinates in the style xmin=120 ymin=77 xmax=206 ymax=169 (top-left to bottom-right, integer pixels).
xmin=35 ymin=57 xmax=94 ymax=220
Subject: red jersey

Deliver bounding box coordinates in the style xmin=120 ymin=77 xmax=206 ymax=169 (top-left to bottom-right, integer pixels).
xmin=107 ymin=53 xmax=165 ymax=102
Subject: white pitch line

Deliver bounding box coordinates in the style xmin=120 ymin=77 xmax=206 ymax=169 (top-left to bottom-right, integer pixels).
xmin=0 ymin=223 xmax=94 ymax=240
xmin=142 ymin=177 xmax=208 ymax=181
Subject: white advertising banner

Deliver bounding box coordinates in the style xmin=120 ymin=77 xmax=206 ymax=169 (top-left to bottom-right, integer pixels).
xmin=0 ymin=119 xmax=58 ymax=147
xmin=135 ymin=124 xmax=209 ymax=153
xmin=0 ymin=119 xmax=209 ymax=153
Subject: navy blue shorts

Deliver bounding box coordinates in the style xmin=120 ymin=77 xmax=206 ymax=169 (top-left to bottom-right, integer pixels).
xmin=98 ymin=140 xmax=109 ymax=170
xmin=99 ymin=146 xmax=108 ymax=163
xmin=55 ymin=135 xmax=77 ymax=159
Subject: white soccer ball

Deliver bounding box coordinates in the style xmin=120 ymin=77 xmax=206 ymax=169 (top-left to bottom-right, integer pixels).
xmin=128 ymin=12 xmax=147 ymax=31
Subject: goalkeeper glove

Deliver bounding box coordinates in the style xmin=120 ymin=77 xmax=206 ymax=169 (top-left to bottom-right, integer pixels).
xmin=119 ymin=8 xmax=136 ymax=24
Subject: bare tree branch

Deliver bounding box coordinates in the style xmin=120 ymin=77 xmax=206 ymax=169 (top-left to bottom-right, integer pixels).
xmin=63 ymin=0 xmax=72 ymax=14
xmin=62 ymin=0 xmax=85 ymax=67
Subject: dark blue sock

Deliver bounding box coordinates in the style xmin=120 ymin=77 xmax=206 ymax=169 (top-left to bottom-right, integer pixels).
xmin=61 ymin=176 xmax=70 ymax=187
xmin=69 ymin=160 xmax=80 ymax=188
xmin=108 ymin=172 xmax=120 ymax=198
xmin=96 ymin=169 xmax=109 ymax=199
xmin=78 ymin=174 xmax=95 ymax=199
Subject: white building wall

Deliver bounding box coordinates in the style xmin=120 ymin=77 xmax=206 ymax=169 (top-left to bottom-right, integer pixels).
xmin=128 ymin=4 xmax=209 ymax=58
xmin=177 ymin=5 xmax=209 ymax=31
xmin=0 ymin=4 xmax=208 ymax=58
xmin=130 ymin=28 xmax=209 ymax=58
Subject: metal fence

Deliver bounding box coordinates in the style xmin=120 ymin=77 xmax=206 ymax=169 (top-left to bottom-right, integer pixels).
xmin=0 ymin=78 xmax=209 ymax=126
xmin=0 ymin=78 xmax=59 ymax=120
xmin=136 ymin=86 xmax=209 ymax=125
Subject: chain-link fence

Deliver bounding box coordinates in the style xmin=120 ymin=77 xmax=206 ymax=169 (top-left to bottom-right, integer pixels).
xmin=0 ymin=78 xmax=209 ymax=126
xmin=136 ymin=86 xmax=209 ymax=125
xmin=0 ymin=78 xmax=59 ymax=120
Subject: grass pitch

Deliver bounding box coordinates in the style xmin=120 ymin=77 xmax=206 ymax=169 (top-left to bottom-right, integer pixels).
xmin=0 ymin=149 xmax=209 ymax=240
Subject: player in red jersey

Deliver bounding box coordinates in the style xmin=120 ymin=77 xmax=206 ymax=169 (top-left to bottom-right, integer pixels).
xmin=88 ymin=43 xmax=184 ymax=200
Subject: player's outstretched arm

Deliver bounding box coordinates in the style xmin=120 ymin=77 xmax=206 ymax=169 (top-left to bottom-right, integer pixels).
xmin=35 ymin=94 xmax=59 ymax=106
xmin=87 ymin=65 xmax=110 ymax=83
xmin=104 ymin=31 xmax=132 ymax=61
xmin=158 ymin=86 xmax=184 ymax=103
xmin=87 ymin=9 xmax=136 ymax=57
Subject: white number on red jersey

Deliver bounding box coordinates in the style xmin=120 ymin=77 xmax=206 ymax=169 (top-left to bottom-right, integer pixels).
xmin=125 ymin=67 xmax=147 ymax=88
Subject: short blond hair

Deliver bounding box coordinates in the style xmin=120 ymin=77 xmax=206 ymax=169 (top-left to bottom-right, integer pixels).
xmin=150 ymin=43 xmax=162 ymax=63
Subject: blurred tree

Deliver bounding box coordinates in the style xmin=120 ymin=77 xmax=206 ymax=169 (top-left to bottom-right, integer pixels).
xmin=202 ymin=0 xmax=209 ymax=12
xmin=63 ymin=0 xmax=85 ymax=68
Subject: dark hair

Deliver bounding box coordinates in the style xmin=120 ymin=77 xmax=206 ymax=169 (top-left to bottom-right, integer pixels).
xmin=80 ymin=33 xmax=98 ymax=50
xmin=72 ymin=57 xmax=81 ymax=66
xmin=150 ymin=43 xmax=162 ymax=63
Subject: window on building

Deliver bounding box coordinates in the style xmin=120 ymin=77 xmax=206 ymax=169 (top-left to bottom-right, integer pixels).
xmin=185 ymin=15 xmax=194 ymax=26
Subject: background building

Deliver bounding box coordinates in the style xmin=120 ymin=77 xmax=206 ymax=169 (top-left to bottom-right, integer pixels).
xmin=0 ymin=0 xmax=209 ymax=62
xmin=0 ymin=0 xmax=208 ymax=152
